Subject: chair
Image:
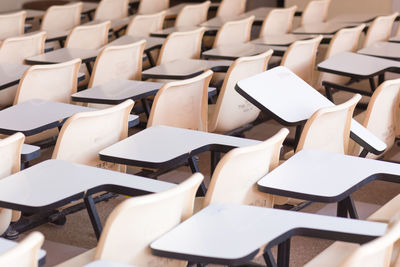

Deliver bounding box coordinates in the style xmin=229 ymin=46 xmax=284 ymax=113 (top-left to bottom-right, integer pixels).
xmin=213 ymin=15 xmax=254 ymax=48
xmin=0 ymin=231 xmax=44 ymax=267
xmin=137 ymin=0 xmax=169 ymax=15
xmin=56 ymin=173 xmax=203 ymax=267
xmin=259 ymin=5 xmax=297 ymax=37
xmin=147 ymin=70 xmax=213 ymax=131
xmin=94 ymin=0 xmax=129 ymax=21
xmin=280 ymin=35 xmax=323 ymax=84
xmin=52 ymin=100 xmax=133 ymax=169
xmin=40 ymin=2 xmax=82 ymax=32
xmin=216 ymin=0 xmax=247 ymax=18
xmin=0 ymin=11 xmax=26 ymax=40
xmin=157 ymin=27 xmax=205 ymax=65
xmin=363 ymin=13 xmax=398 ymax=48
xmin=126 ymin=11 xmax=166 ymax=37
xmin=301 ymin=0 xmax=331 ymax=26
xmin=208 ymin=50 xmax=272 ymax=133
xmin=65 ymin=21 xmax=110 ymax=50
xmin=175 ymin=1 xmax=211 ymax=27
xmin=88 ymin=40 xmax=145 ymax=88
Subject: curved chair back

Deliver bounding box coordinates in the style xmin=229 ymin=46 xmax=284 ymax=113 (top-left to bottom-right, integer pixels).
xmin=175 ymin=1 xmax=211 ymax=27
xmin=217 ymin=0 xmax=246 ymax=17
xmin=209 ymin=50 xmax=272 ymax=133
xmin=203 ymin=128 xmax=288 ymax=208
xmin=65 ymin=21 xmax=110 ymax=50
xmin=0 ymin=11 xmax=26 ymax=40
xmin=0 ymin=232 xmax=44 ymax=267
xmin=301 ymin=0 xmax=330 ymax=25
xmin=148 ymin=71 xmax=213 ymax=131
xmin=281 ymin=35 xmax=323 ymax=84
xmin=363 ymin=13 xmax=398 ymax=48
xmin=126 ymin=11 xmax=166 ymax=37
xmin=213 ymin=16 xmax=254 ymax=48
xmin=259 ymin=5 xmax=297 ymax=37
xmin=138 ymin=0 xmax=169 ymax=15
xmin=157 ymin=27 xmax=205 ymax=65
xmin=52 ymin=100 xmax=133 ymax=169
xmin=14 ymin=59 xmax=81 ymax=105
xmin=94 ymin=0 xmax=129 ymax=21
xmin=41 ymin=2 xmax=82 ymax=32
xmin=297 ymin=94 xmax=361 ymax=154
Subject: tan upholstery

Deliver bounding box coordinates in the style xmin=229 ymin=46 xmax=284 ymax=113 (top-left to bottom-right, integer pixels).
xmin=94 ymin=0 xmax=129 ymax=21
xmin=259 ymin=5 xmax=297 ymax=37
xmin=301 ymin=0 xmax=331 ymax=25
xmin=41 ymin=2 xmax=82 ymax=32
xmin=138 ymin=0 xmax=169 ymax=15
xmin=175 ymin=1 xmax=210 ymax=27
xmin=0 ymin=11 xmax=26 ymax=40
xmin=216 ymin=0 xmax=247 ymax=17
xmin=65 ymin=21 xmax=110 ymax=50
xmin=363 ymin=13 xmax=398 ymax=48
xmin=213 ymin=16 xmax=254 ymax=48
xmin=126 ymin=11 xmax=166 ymax=37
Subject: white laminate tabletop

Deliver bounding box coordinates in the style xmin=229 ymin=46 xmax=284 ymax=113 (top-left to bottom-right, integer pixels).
xmin=293 ymin=22 xmax=357 ymax=35
xmin=329 ymin=13 xmax=382 ymax=23
xmin=150 ymin=26 xmax=211 ymax=38
xmin=358 ymin=41 xmax=400 ymax=60
xmin=84 ymin=261 xmax=135 ymax=267
xmin=200 ymin=15 xmax=248 ymax=28
xmin=389 ymin=35 xmax=400 ymax=43
xmin=202 ymin=43 xmax=282 ymax=60
xmin=45 ymin=30 xmax=71 ymax=42
xmin=86 ymin=16 xmax=133 ymax=31
xmin=81 ymin=2 xmax=98 ymax=13
xmin=243 ymin=7 xmax=274 ymax=22
xmin=100 ymin=125 xmax=260 ymax=168
xmin=0 ymin=62 xmax=29 ymax=90
xmin=236 ymin=66 xmax=387 ymax=154
xmin=151 ymin=203 xmax=386 ymax=264
xmin=251 ymin=34 xmax=315 ymax=46
xmin=26 ymin=48 xmax=99 ymax=65
xmin=0 ymin=238 xmax=46 ymax=264
xmin=107 ymin=35 xmax=164 ymax=51
xmin=0 ymin=159 xmax=175 ymax=212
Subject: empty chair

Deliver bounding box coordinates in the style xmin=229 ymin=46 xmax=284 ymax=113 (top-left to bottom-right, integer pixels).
xmin=0 ymin=11 xmax=26 ymax=40
xmin=259 ymin=5 xmax=297 ymax=37
xmin=363 ymin=13 xmax=398 ymax=48
xmin=65 ymin=21 xmax=110 ymax=50
xmin=0 ymin=231 xmax=44 ymax=267
xmin=281 ymin=35 xmax=323 ymax=84
xmin=301 ymin=0 xmax=331 ymax=26
xmin=56 ymin=173 xmax=203 ymax=267
xmin=208 ymin=50 xmax=273 ymax=133
xmin=126 ymin=11 xmax=166 ymax=37
xmin=213 ymin=15 xmax=254 ymax=48
xmin=137 ymin=0 xmax=169 ymax=15
xmin=175 ymin=1 xmax=211 ymax=27
xmin=217 ymin=0 xmax=247 ymax=17
xmin=147 ymin=70 xmax=213 ymax=131
xmin=40 ymin=2 xmax=82 ymax=32
xmin=94 ymin=0 xmax=129 ymax=21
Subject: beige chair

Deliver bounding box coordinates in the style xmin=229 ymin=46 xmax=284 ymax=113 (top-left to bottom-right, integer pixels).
xmin=126 ymin=11 xmax=166 ymax=37
xmin=175 ymin=1 xmax=211 ymax=27
xmin=281 ymin=35 xmax=323 ymax=84
xmin=65 ymin=21 xmax=110 ymax=50
xmin=0 ymin=11 xmax=26 ymax=40
xmin=301 ymin=0 xmax=331 ymax=26
xmin=40 ymin=2 xmax=82 ymax=32
xmin=56 ymin=173 xmax=203 ymax=267
xmin=363 ymin=13 xmax=398 ymax=48
xmin=208 ymin=50 xmax=272 ymax=133
xmin=213 ymin=15 xmax=254 ymax=48
xmin=157 ymin=27 xmax=205 ymax=65
xmin=216 ymin=0 xmax=247 ymax=17
xmin=147 ymin=70 xmax=213 ymax=131
xmin=138 ymin=0 xmax=169 ymax=15
xmin=0 ymin=231 xmax=44 ymax=267
xmin=94 ymin=0 xmax=129 ymax=21
xmin=259 ymin=5 xmax=297 ymax=37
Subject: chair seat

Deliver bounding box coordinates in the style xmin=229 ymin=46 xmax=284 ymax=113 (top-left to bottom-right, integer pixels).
xmin=304 ymin=241 xmax=359 ymax=267
xmin=368 ymin=193 xmax=400 ymax=223
xmin=56 ymin=248 xmax=95 ymax=267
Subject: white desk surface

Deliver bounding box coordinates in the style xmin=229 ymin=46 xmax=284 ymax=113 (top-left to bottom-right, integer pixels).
xmin=200 ymin=15 xmax=249 ymax=28
xmin=236 ymin=66 xmax=387 ymax=154
xmin=0 ymin=159 xmax=175 ymax=212
xmin=81 ymin=2 xmax=98 ymax=13
xmin=107 ymin=35 xmax=164 ymax=52
xmin=26 ymin=48 xmax=99 ymax=65
xmin=84 ymin=261 xmax=135 ymax=267
xmin=89 ymin=16 xmax=133 ymax=31
xmin=293 ymin=22 xmax=357 ymax=35
xmin=45 ymin=30 xmax=71 ymax=42
xmin=100 ymin=125 xmax=260 ymax=168
xmin=329 ymin=13 xmax=381 ymax=23
xmin=0 ymin=238 xmax=46 ymax=264
xmin=251 ymin=34 xmax=315 ymax=46
xmin=389 ymin=35 xmax=400 ymax=43
xmin=0 ymin=62 xmax=29 ymax=90
xmin=358 ymin=41 xmax=400 ymax=61
xmin=318 ymin=52 xmax=400 ymax=78
xmin=150 ymin=26 xmax=216 ymax=38
xmin=202 ymin=43 xmax=283 ymax=60
xmin=243 ymin=7 xmax=274 ymax=22
xmin=21 ymin=143 xmax=40 ymax=162
xmin=142 ymin=59 xmax=232 ymax=80
xmin=151 ymin=203 xmax=386 ymax=264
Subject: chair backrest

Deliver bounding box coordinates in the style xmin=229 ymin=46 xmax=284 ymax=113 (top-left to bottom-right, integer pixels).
xmin=259 ymin=5 xmax=297 ymax=37
xmin=175 ymin=1 xmax=211 ymax=27
xmin=89 ymin=40 xmax=146 ymax=88
xmin=203 ymin=128 xmax=288 ymax=208
xmin=281 ymin=35 xmax=323 ymax=84
xmin=363 ymin=13 xmax=398 ymax=48
xmin=14 ymin=59 xmax=81 ymax=105
xmin=213 ymin=15 xmax=254 ymax=48
xmin=0 ymin=31 xmax=46 ymax=64
xmin=147 ymin=70 xmax=213 ymax=131
xmin=138 ymin=0 xmax=169 ymax=15
xmin=65 ymin=21 xmax=110 ymax=50
xmin=0 ymin=11 xmax=26 ymax=40
xmin=217 ymin=0 xmax=247 ymax=17
xmin=209 ymin=50 xmax=272 ymax=133
xmin=52 ymin=100 xmax=134 ymax=168
xmin=157 ymin=27 xmax=205 ymax=65
xmin=301 ymin=0 xmax=330 ymax=25
xmin=94 ymin=0 xmax=129 ymax=21
xmin=41 ymin=2 xmax=82 ymax=32
xmin=94 ymin=173 xmax=203 ymax=266
xmin=296 ymin=94 xmax=361 ymax=154
xmin=126 ymin=11 xmax=166 ymax=37
xmin=0 ymin=232 xmax=44 ymax=267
